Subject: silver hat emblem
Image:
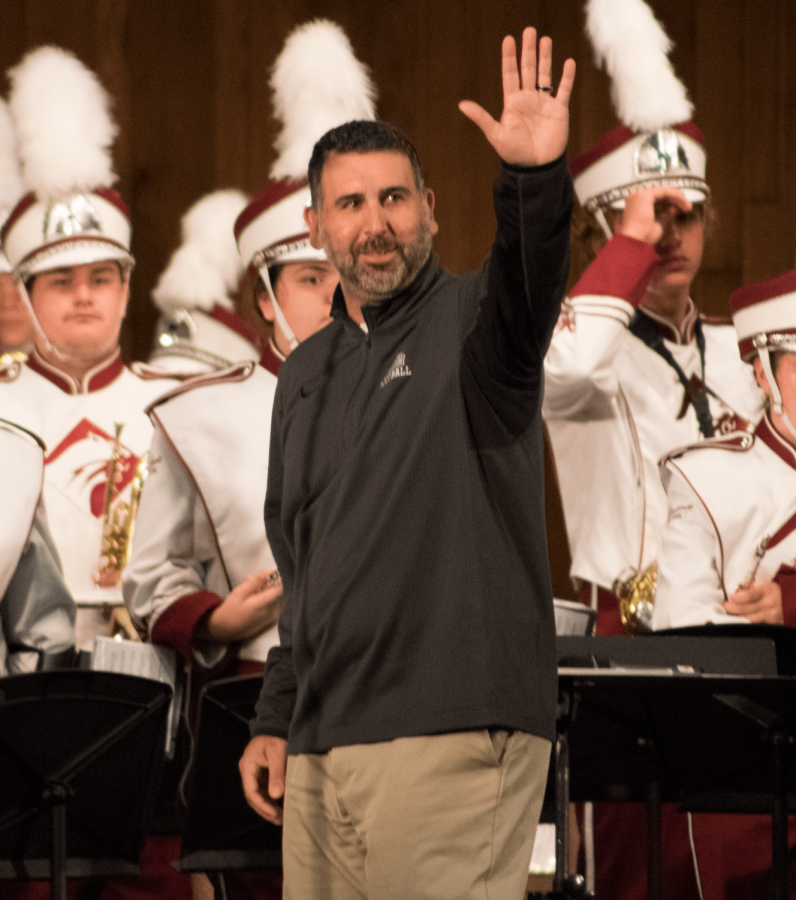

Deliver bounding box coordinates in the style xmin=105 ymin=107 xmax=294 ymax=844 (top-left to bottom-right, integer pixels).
xmin=43 ymin=195 xmax=103 ymax=239
xmin=634 ymin=129 xmax=690 ymax=178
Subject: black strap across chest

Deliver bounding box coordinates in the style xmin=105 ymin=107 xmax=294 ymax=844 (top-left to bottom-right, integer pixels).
xmin=628 ymin=309 xmax=715 ymax=438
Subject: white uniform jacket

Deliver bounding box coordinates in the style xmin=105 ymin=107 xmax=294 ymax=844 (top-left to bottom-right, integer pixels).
xmin=654 ymin=413 xmax=796 ymax=629
xmin=0 ymin=418 xmax=75 ymax=674
xmin=543 ymin=235 xmax=765 ymax=591
xmin=123 ymin=362 xmax=279 ymax=668
xmin=0 ymin=350 xmax=175 ymax=649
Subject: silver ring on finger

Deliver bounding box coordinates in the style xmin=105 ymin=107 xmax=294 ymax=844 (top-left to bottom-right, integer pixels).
xmin=536 ymin=85 xmax=553 ymax=93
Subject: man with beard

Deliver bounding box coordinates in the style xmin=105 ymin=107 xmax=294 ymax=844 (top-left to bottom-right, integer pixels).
xmin=239 ymin=28 xmax=575 ymax=900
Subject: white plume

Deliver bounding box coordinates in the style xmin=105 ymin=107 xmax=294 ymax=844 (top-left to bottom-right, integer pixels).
xmin=0 ymin=101 xmax=22 ymax=218
xmin=586 ymin=0 xmax=693 ymax=132
xmin=270 ymin=19 xmax=377 ymax=181
xmin=9 ymin=46 xmax=118 ymax=199
xmin=152 ymin=189 xmax=249 ymax=314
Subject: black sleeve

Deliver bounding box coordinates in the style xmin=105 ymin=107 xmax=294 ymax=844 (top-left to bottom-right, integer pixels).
xmin=462 ymin=155 xmax=573 ymax=430
xmin=250 ymin=385 xmax=297 ymax=739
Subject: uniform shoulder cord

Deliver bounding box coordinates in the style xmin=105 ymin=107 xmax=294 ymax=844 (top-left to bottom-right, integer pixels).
xmin=628 ymin=309 xmax=715 ymax=438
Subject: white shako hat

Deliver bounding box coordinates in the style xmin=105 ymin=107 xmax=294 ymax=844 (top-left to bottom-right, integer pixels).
xmin=731 ymin=270 xmax=796 ymax=363
xmin=234 ymin=19 xmax=376 ymax=350
xmin=1 ymin=47 xmax=132 ymax=283
xmin=573 ymin=0 xmax=708 ymax=236
xmin=153 ymin=189 xmax=249 ymax=316
xmin=731 ymin=270 xmax=796 ymax=436
xmin=0 ymin=100 xmax=23 ymax=275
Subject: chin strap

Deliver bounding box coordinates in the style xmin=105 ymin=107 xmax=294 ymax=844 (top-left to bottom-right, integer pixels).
xmin=257 ymin=264 xmax=298 ymax=351
xmin=756 ymin=335 xmax=796 ymax=441
xmin=14 ymin=275 xmax=75 ymax=363
xmin=594 ymin=206 xmax=614 ymax=241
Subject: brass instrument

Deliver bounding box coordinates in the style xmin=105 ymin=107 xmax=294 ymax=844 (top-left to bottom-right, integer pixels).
xmin=93 ymin=423 xmax=149 ymax=590
xmin=613 ymin=562 xmax=658 ymax=634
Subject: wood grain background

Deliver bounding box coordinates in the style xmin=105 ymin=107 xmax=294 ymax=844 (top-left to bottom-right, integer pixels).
xmin=3 ymin=0 xmax=794 ymax=598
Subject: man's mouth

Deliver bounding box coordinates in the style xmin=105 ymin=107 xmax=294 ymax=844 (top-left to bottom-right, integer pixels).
xmin=359 ymin=250 xmax=397 ymax=265
xmin=356 ymin=238 xmax=400 ymax=264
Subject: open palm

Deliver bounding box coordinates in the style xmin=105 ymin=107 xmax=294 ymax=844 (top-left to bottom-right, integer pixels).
xmin=460 ymin=28 xmax=576 ymax=167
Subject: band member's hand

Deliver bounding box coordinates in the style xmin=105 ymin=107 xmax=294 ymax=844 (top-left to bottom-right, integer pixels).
xmin=614 ymin=186 xmax=692 ymax=244
xmin=725 ymin=581 xmax=784 ymax=624
xmin=459 ymin=28 xmax=576 ymax=167
xmin=239 ymin=735 xmax=287 ymax=825
xmin=208 ymin=570 xmax=283 ymax=641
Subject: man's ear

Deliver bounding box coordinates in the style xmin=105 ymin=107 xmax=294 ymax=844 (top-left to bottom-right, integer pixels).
xmin=304 ymin=206 xmax=325 ymax=250
xmin=425 ymin=189 xmax=439 ymax=237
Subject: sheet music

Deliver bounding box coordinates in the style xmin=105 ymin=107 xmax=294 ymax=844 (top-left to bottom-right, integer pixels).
xmin=558 ymin=665 xmax=699 ymax=676
xmin=91 ymin=637 xmax=183 ymax=758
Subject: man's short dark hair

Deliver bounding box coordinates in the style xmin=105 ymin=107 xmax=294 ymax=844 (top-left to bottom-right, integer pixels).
xmin=308 ymin=120 xmax=426 ymax=209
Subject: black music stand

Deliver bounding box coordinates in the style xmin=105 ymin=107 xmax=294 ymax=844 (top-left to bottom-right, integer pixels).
xmin=179 ymin=674 xmax=282 ymax=873
xmin=648 ymin=674 xmax=796 ymax=900
xmin=0 ymin=670 xmax=172 ymax=900
xmin=533 ymin=635 xmax=779 ymax=900
xmin=556 ymin=672 xmax=796 ymax=900
xmin=657 ymin=623 xmax=796 ymax=675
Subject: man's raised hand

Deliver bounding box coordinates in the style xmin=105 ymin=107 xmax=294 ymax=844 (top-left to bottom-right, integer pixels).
xmin=459 ymin=28 xmax=575 ymax=168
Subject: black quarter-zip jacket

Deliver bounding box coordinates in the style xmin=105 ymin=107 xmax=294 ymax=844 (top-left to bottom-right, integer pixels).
xmin=252 ymin=156 xmax=573 ymax=753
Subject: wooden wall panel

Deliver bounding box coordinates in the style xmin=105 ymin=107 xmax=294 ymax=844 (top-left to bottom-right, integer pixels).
xmin=0 ymin=0 xmax=794 ymax=599
xmin=212 ymin=0 xmax=252 ymax=191
xmin=692 ymin=0 xmax=744 ymax=316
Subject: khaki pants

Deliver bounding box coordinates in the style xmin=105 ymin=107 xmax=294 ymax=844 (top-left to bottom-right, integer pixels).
xmin=282 ymin=729 xmax=551 ymax=900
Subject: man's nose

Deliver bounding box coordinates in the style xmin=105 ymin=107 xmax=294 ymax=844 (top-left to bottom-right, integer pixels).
xmin=363 ymin=200 xmax=389 ymax=235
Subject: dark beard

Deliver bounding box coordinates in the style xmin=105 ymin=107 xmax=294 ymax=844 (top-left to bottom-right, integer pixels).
xmin=325 ymin=222 xmax=433 ymax=304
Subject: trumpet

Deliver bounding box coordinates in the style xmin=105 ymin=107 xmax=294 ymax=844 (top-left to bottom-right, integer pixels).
xmin=94 ymin=423 xmax=149 ymax=589
xmin=613 ymin=562 xmax=658 ymax=634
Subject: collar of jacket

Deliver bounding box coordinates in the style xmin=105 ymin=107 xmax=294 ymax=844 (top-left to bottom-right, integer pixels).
xmin=27 ymin=346 xmax=124 ymax=395
xmin=637 ymin=298 xmax=698 ymax=345
xmin=330 ymin=253 xmax=437 ymax=331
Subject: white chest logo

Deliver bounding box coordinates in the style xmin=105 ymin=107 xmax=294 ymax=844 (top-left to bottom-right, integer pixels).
xmin=380 ymin=352 xmax=412 ymax=388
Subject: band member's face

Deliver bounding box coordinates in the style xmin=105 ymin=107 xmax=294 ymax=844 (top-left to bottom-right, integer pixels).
xmin=648 ymin=204 xmax=705 ymax=295
xmin=259 ymin=261 xmax=338 ymax=352
xmin=0 ymin=272 xmax=34 ymax=351
xmin=30 ymin=261 xmax=128 ymax=361
xmin=305 ymin=150 xmax=438 ymax=302
xmin=776 ymin=355 xmax=796 ymax=419
xmin=755 ymin=353 xmax=796 ymax=443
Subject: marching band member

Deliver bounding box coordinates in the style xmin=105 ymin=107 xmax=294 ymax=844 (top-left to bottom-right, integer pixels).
xmin=0 ymin=47 xmax=176 ymax=654
xmin=0 ymin=418 xmax=74 ymax=677
xmin=0 ymin=47 xmax=186 ymax=900
xmin=124 ymin=14 xmax=369 ymax=685
xmin=542 ymin=2 xmax=764 ymax=897
xmin=122 ymin=20 xmax=373 ymax=899
xmin=654 ymin=271 xmax=796 ymax=898
xmin=544 ymin=0 xmax=764 ymax=639
xmin=148 ymin=189 xmax=261 ymax=376
xmin=656 ymin=270 xmax=796 ymax=628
